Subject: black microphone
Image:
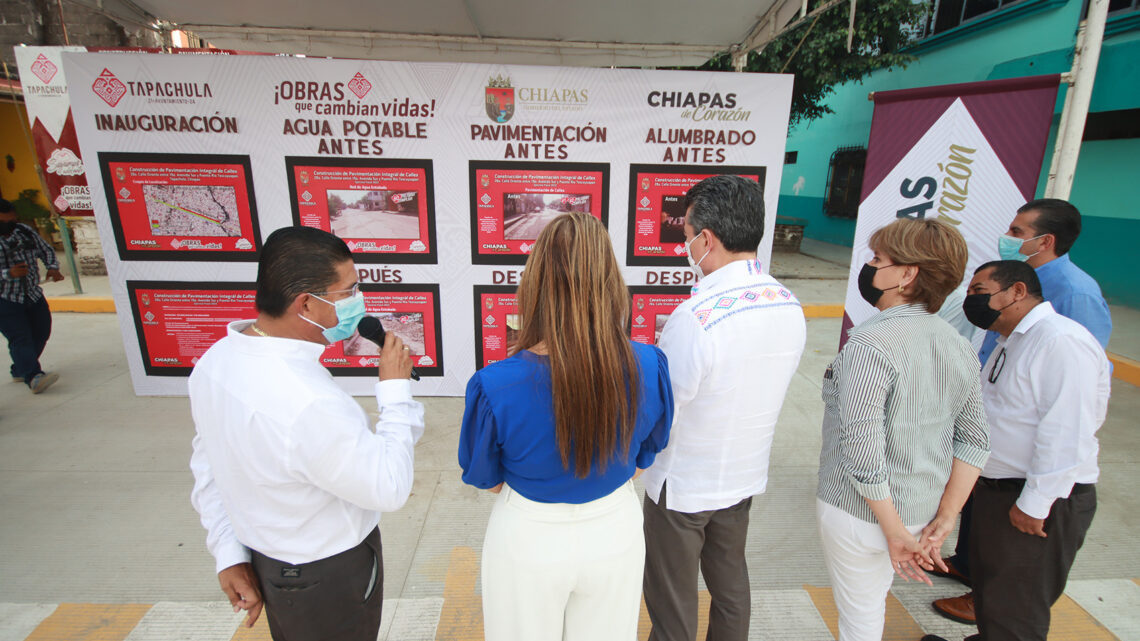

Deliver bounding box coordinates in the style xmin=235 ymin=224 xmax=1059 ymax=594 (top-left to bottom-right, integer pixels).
xmin=357 ymin=316 xmax=420 ymax=381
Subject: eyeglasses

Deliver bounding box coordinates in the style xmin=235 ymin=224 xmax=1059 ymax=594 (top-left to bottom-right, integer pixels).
xmin=987 ymin=347 xmax=1007 ymax=384
xmin=313 ymin=283 xmax=360 ymax=298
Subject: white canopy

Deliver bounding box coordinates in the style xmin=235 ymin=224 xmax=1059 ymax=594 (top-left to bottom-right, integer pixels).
xmin=69 ymin=0 xmax=835 ymax=67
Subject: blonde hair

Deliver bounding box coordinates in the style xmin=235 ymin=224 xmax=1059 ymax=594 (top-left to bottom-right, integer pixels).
xmin=515 ymin=213 xmax=639 ymax=478
xmin=869 ymin=218 xmax=968 ymax=313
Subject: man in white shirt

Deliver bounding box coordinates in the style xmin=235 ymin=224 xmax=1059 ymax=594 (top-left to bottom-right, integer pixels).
xmin=922 ymin=260 xmax=1109 ymax=641
xmin=189 ymin=226 xmax=424 ymax=641
xmin=643 ymin=175 xmax=806 ymax=641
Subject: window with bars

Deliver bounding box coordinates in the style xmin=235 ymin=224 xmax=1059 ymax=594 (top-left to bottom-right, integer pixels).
xmin=1104 ymin=0 xmax=1140 ymax=15
xmin=919 ymin=0 xmax=1028 ymax=38
xmin=823 ymin=147 xmax=866 ymax=219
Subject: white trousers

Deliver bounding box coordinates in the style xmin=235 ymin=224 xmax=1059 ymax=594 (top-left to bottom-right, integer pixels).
xmin=481 ymin=481 xmax=644 ymax=641
xmin=816 ymin=499 xmax=925 ymax=641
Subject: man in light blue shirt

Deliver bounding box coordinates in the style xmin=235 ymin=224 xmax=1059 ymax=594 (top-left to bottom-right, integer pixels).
xmin=977 ymin=198 xmax=1111 ymax=364
xmin=931 ymin=198 xmax=1112 ymax=626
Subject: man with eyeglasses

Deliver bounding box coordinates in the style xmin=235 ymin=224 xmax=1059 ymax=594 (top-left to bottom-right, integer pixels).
xmin=931 ymin=198 xmax=1112 ymax=624
xmin=189 ymin=226 xmax=424 ymax=641
xmin=920 ymin=260 xmax=1109 ymax=641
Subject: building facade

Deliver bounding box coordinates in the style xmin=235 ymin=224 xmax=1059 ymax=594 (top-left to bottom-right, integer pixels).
xmin=779 ymin=0 xmax=1140 ymax=306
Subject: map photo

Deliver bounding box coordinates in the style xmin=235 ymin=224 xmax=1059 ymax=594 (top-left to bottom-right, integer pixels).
xmin=100 ymin=153 xmax=261 ymax=261
xmin=144 ymin=185 xmax=242 ymax=237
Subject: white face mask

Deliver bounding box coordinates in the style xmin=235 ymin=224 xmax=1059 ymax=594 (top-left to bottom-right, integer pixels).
xmin=685 ymin=233 xmax=710 ymax=279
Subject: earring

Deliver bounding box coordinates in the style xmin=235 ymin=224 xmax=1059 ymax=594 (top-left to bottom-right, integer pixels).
xmin=899 ymin=285 xmax=906 ymax=294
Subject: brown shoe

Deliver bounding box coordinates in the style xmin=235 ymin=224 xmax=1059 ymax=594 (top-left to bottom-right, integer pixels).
xmin=928 ymin=558 xmax=971 ymax=587
xmin=932 ymin=591 xmax=976 ymax=624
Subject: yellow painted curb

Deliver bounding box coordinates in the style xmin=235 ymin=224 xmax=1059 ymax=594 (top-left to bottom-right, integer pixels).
xmin=1109 ymin=353 xmax=1140 ymax=389
xmin=46 ymin=297 xmax=116 ymax=313
xmin=803 ymin=304 xmax=844 ymax=318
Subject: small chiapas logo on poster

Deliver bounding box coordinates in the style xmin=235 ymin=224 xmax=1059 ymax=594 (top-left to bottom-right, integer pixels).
xmin=485 ymin=75 xmax=514 ymax=123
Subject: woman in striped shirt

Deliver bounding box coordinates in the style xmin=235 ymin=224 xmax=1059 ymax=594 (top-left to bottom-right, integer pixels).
xmin=816 ymin=218 xmax=990 ymax=641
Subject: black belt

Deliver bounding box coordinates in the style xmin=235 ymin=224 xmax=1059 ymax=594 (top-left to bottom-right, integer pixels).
xmin=978 ymin=477 xmax=1095 ymax=494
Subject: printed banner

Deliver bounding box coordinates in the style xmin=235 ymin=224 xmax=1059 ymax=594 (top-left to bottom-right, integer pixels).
xmin=331 ymin=284 xmax=444 ymax=376
xmin=842 ymin=75 xmax=1060 ymax=343
xmin=629 ymin=286 xmax=691 ymax=346
xmin=61 ymin=51 xmax=793 ymax=395
xmin=100 ymin=153 xmax=261 ymax=260
xmin=14 ymin=46 xmax=257 ymax=216
xmin=287 ymin=157 xmax=437 ymax=263
xmin=473 ymin=285 xmax=520 ymax=369
xmin=626 ymin=164 xmax=765 ymax=267
xmin=127 ymin=281 xmax=257 ymax=376
xmin=469 ymin=161 xmax=608 ymax=265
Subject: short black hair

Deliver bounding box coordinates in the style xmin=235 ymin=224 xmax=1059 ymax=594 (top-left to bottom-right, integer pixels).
xmin=0 ymin=199 xmax=12 ymax=214
xmin=684 ymin=175 xmax=765 ymax=253
xmin=975 ymin=260 xmax=1044 ymax=301
xmin=255 ymin=226 xmax=353 ymax=317
xmin=1017 ymin=198 xmax=1080 ymax=256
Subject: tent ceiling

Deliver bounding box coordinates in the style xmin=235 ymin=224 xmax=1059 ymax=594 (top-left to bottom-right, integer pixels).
xmin=71 ymin=0 xmax=818 ymax=67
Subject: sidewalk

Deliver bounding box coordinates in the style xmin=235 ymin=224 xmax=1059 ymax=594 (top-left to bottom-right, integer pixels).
xmin=4 ymin=248 xmax=1139 ymax=640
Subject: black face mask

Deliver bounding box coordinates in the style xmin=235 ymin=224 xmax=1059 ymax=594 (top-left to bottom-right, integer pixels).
xmin=962 ymin=287 xmax=1013 ymax=329
xmin=858 ymin=263 xmax=889 ymax=306
xmin=0 ymin=220 xmax=17 ymax=236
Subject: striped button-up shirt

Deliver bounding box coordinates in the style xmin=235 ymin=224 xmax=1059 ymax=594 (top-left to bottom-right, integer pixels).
xmin=818 ymin=303 xmax=990 ymax=526
xmin=1 ymin=223 xmax=58 ymax=304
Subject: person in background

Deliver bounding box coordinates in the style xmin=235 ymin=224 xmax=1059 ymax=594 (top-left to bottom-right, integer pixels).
xmin=816 ymin=218 xmax=990 ymax=641
xmin=189 ymin=226 xmax=423 ymax=641
xmin=459 ymin=212 xmax=674 ymax=641
xmin=923 ymin=260 xmax=1109 ymax=641
xmin=931 ymin=198 xmax=1112 ymax=625
xmin=642 ymin=175 xmax=806 ymax=641
xmin=0 ymin=198 xmax=65 ymax=394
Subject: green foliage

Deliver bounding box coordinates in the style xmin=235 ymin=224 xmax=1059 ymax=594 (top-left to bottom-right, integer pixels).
xmin=12 ymin=189 xmax=51 ymax=222
xmin=701 ymin=0 xmax=926 ymax=126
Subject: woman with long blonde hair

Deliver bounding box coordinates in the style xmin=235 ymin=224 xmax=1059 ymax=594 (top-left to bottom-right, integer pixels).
xmin=459 ymin=212 xmax=674 ymax=641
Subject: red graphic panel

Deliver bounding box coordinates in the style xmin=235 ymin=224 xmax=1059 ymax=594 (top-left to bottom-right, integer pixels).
xmin=101 ymin=153 xmax=262 ymax=261
xmin=326 ymin=284 xmax=443 ymax=377
xmin=127 ymin=282 xmax=257 ymax=376
xmin=628 ymin=286 xmax=691 ymax=346
xmin=473 ymin=285 xmax=520 ymax=369
xmin=469 ymin=161 xmax=609 ymax=265
xmin=626 ymin=164 xmax=766 ymax=266
xmin=287 ymin=158 xmax=437 ymax=264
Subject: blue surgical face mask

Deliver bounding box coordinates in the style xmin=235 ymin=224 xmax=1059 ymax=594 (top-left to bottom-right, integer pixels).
xmin=299 ymin=290 xmax=366 ymax=343
xmin=998 ymin=233 xmax=1045 ymax=262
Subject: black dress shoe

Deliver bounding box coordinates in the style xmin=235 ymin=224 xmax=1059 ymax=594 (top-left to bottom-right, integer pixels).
xmin=920 ymin=635 xmax=950 ymax=641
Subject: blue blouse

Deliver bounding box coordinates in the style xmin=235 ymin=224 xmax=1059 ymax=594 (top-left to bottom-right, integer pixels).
xmin=458 ymin=341 xmax=674 ymax=504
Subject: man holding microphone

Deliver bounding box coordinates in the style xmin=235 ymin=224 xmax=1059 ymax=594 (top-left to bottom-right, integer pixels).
xmin=189 ymin=226 xmax=423 ymax=641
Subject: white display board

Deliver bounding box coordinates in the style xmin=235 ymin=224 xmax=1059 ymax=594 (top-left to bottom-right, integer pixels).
xmin=61 ymin=52 xmax=793 ymax=395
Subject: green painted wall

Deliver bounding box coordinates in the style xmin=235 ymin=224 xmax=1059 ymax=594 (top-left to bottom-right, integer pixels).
xmin=779 ymin=0 xmax=1140 ymax=306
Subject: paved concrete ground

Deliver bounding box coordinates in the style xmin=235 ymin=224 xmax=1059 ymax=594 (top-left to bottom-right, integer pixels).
xmin=4 ymin=249 xmax=1140 ymax=640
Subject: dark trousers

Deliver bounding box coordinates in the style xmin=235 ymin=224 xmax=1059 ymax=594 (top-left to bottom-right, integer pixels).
xmin=643 ymin=483 xmax=752 ymax=641
xmin=0 ymin=296 xmax=52 ymax=384
xmin=250 ymin=528 xmax=383 ymax=641
xmin=947 ymin=493 xmax=974 ymax=579
xmin=970 ymin=479 xmax=1096 ymax=641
